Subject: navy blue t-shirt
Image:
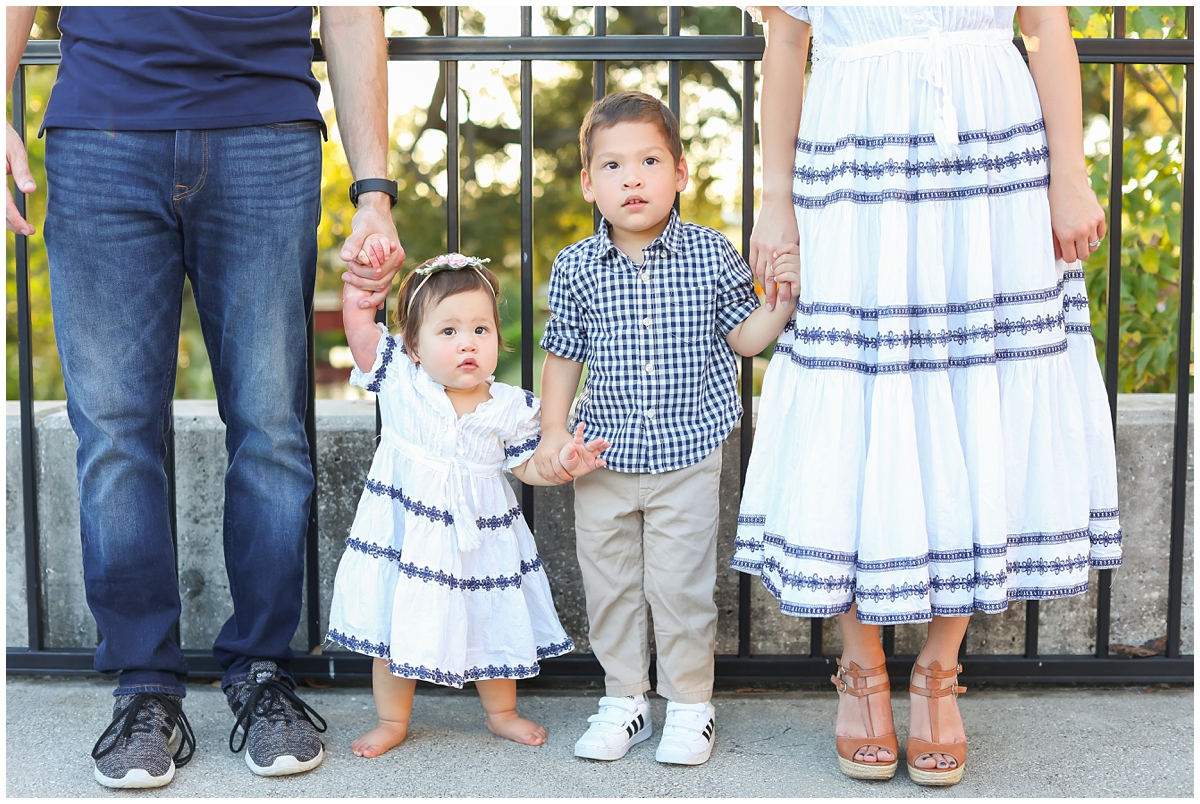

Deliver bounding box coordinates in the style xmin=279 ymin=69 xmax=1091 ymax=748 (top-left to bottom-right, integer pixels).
xmin=42 ymin=7 xmax=323 ymax=135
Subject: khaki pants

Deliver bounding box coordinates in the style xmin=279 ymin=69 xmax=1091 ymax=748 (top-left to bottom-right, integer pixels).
xmin=573 ymin=447 xmax=722 ymax=704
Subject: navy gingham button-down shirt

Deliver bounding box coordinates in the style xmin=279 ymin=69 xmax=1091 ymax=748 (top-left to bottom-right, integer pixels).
xmin=540 ymin=209 xmax=759 ymax=474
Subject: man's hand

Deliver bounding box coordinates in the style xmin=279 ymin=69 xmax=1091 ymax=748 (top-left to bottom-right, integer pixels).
xmin=6 ymin=121 xmax=35 ymax=235
xmin=340 ymin=196 xmax=404 ymax=309
xmin=533 ymin=426 xmax=575 ymax=484
xmin=559 ymin=423 xmax=610 ymax=479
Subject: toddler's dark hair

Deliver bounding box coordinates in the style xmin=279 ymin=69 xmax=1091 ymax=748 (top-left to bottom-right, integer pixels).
xmin=393 ymin=258 xmax=505 ymax=354
xmin=579 ymin=90 xmax=682 ymax=168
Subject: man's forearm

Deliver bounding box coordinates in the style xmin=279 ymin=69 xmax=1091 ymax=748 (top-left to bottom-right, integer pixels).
xmin=319 ymin=7 xmax=388 ymax=185
xmin=540 ymin=353 xmax=584 ymax=435
xmin=7 ymin=7 xmax=37 ymax=95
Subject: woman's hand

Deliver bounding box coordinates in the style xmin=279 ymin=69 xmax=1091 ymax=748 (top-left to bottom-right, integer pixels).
xmin=749 ymin=199 xmax=800 ymax=311
xmin=1048 ymin=171 xmax=1106 ymax=264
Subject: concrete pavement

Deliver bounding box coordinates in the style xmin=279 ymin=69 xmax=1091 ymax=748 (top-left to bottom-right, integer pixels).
xmin=5 ymin=676 xmax=1192 ymax=798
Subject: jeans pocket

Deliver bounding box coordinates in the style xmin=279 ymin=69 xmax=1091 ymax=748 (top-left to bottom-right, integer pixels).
xmin=266 ymin=120 xmax=322 ymax=131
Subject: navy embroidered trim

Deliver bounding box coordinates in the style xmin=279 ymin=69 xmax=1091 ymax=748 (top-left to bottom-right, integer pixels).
xmin=796 ymin=120 xmax=1047 ymax=154
xmin=793 ymin=176 xmax=1051 ymax=209
xmin=794 ymin=146 xmax=1049 ymax=184
xmin=364 ymin=478 xmax=454 ymax=525
xmin=344 ymin=537 xmax=545 ymax=590
xmin=366 ymin=336 xmax=397 ymax=393
xmin=776 ymin=338 xmax=1068 ymax=374
xmin=326 ymin=628 xmax=390 ymax=659
xmin=1008 ymin=554 xmax=1090 ymax=575
xmin=790 ymin=277 xmax=1070 ymax=321
xmin=536 ymin=638 xmax=575 ymax=659
xmin=505 ymin=435 xmax=541 ymax=458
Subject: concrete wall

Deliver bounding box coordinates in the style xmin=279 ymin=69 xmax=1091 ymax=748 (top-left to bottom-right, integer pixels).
xmin=6 ymin=394 xmax=1193 ymax=657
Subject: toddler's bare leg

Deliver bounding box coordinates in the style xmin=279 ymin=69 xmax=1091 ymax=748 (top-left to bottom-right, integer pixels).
xmin=476 ymin=679 xmax=546 ymax=746
xmin=352 ymin=658 xmax=416 ymax=758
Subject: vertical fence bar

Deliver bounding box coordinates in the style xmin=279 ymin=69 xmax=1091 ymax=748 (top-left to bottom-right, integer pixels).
xmin=446 ymin=6 xmax=460 ymax=252
xmin=593 ymin=6 xmax=607 ymax=232
xmin=1025 ymin=601 xmax=1040 ymax=658
xmin=1096 ymin=7 xmax=1127 ymax=661
xmin=737 ymin=10 xmax=755 ymax=659
xmin=13 ymin=66 xmax=43 ymax=652
xmin=1167 ymin=7 xmax=1193 ymax=659
xmin=668 ymin=8 xmax=681 ymax=215
xmin=305 ymin=309 xmax=321 ymax=649
xmin=520 ymin=7 xmax=536 ymax=529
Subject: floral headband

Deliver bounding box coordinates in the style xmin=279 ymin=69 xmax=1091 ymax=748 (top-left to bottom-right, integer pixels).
xmin=406 ymin=253 xmax=495 ymax=316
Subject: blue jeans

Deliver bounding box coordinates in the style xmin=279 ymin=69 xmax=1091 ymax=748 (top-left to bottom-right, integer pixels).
xmin=43 ymin=125 xmax=322 ymax=696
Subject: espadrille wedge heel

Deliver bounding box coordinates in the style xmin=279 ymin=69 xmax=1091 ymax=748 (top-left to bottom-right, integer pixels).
xmin=830 ymin=659 xmax=899 ymax=781
xmin=906 ymin=660 xmax=967 ymax=787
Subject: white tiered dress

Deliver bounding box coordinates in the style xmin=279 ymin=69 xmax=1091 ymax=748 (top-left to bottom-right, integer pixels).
xmin=327 ymin=324 xmax=573 ymax=686
xmin=732 ymin=6 xmax=1122 ymax=625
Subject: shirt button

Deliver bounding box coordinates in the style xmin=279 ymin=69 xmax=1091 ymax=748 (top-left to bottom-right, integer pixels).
xmin=642 ymin=317 xmax=652 ymax=327
xmin=645 ymin=409 xmax=655 ymax=419
xmin=640 ymin=271 xmax=650 ymax=282
xmin=645 ymin=362 xmax=654 ymax=373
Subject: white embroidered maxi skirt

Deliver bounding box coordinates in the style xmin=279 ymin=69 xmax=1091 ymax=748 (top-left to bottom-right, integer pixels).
xmin=731 ymin=23 xmax=1123 ymax=625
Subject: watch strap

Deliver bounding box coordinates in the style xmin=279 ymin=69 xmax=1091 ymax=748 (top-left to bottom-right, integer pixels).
xmin=349 ymin=178 xmax=398 ymax=207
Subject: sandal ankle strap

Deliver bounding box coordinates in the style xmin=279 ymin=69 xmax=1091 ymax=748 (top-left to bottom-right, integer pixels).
xmin=831 ymin=658 xmax=891 ymax=696
xmin=910 ymin=661 xmax=967 ymax=697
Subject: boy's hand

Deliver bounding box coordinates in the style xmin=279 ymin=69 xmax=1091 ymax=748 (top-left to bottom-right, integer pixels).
xmin=768 ymin=244 xmax=801 ymax=305
xmin=533 ymin=427 xmax=575 ymax=483
xmin=558 ymin=423 xmax=610 ymax=478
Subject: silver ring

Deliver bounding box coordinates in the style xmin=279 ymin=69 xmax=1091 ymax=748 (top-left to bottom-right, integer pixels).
xmin=1088 ymin=239 xmax=1102 ymax=248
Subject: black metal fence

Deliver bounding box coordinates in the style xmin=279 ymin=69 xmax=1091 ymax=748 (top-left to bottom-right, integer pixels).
xmin=7 ymin=8 xmax=1194 ymax=685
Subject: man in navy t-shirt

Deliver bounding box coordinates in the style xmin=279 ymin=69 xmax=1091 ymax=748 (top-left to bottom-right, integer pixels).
xmin=6 ymin=7 xmax=403 ymax=789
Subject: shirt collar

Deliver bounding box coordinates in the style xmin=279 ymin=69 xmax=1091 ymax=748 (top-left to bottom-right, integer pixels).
xmin=594 ymin=207 xmax=683 ymax=262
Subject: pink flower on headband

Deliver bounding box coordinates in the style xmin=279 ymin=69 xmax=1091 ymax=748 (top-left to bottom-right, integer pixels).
xmin=416 ymin=253 xmax=490 ymax=275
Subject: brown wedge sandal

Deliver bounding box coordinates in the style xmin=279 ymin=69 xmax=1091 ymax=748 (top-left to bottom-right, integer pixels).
xmin=906 ymin=660 xmax=967 ymax=787
xmin=830 ymin=659 xmax=899 ymax=781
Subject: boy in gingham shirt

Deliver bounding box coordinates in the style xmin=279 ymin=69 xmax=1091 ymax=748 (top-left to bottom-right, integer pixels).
xmin=534 ymin=91 xmax=795 ymax=765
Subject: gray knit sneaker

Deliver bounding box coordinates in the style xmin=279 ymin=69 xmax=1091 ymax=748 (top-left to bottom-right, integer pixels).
xmin=91 ymin=693 xmax=195 ymax=789
xmin=226 ymin=661 xmax=327 ymax=776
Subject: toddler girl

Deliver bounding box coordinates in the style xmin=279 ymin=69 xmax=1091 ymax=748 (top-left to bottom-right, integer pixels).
xmin=328 ymin=247 xmax=608 ymax=757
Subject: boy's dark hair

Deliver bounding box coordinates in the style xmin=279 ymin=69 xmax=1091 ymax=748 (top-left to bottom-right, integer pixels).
xmin=393 ymin=258 xmax=506 ymax=356
xmin=580 ymin=90 xmax=682 ymax=168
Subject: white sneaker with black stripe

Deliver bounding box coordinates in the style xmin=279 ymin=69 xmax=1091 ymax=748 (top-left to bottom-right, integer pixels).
xmin=574 ymin=695 xmax=652 ymax=760
xmin=655 ymin=701 xmax=716 ymax=765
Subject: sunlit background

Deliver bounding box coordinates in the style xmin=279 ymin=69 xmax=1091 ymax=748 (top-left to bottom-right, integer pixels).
xmin=6 ymin=6 xmax=1191 ymax=404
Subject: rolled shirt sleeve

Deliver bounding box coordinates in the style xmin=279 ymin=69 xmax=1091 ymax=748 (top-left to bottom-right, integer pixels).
xmin=714 ymin=235 xmax=760 ymax=336
xmin=540 ymin=254 xmax=590 ymax=363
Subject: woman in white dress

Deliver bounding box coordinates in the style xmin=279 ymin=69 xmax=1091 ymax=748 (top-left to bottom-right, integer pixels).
xmin=736 ymin=7 xmax=1120 ymax=785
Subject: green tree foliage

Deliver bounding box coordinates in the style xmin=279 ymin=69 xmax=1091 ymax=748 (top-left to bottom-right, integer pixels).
xmin=7 ymin=6 xmax=1190 ymax=400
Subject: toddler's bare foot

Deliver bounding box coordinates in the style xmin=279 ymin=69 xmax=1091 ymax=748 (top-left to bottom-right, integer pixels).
xmin=352 ymin=719 xmax=409 ymax=758
xmin=485 ymin=710 xmax=547 ymax=746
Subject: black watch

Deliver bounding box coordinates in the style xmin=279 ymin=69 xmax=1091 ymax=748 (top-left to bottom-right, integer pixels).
xmin=349 ymin=178 xmax=398 ymax=208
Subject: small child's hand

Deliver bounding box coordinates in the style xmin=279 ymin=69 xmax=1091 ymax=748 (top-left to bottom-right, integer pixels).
xmin=342 ymin=279 xmax=374 ymax=309
xmin=532 ymin=428 xmax=574 ymax=483
xmin=558 ymin=423 xmax=610 ymax=478
xmin=356 ymin=233 xmax=397 ymax=274
xmin=768 ymin=244 xmax=801 ymax=307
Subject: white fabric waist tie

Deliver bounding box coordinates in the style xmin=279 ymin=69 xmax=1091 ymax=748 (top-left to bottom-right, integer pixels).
xmin=820 ymin=27 xmax=1013 ymax=159
xmin=382 ymin=431 xmax=502 ymax=553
